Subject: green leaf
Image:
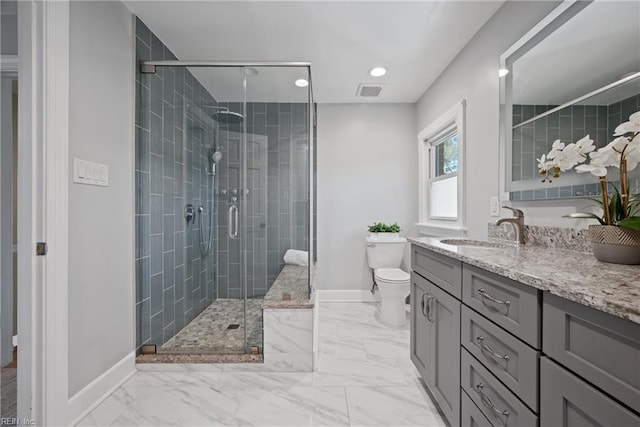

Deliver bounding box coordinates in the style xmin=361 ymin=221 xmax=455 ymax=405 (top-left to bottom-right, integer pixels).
xmin=608 ymin=187 xmax=622 ymax=223
xmin=619 ymin=217 xmax=640 ymax=232
xmin=563 ymin=212 xmax=605 ymax=225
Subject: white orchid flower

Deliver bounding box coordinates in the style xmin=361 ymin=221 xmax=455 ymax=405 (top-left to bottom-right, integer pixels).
xmin=625 ymin=142 xmax=640 ymax=171
xmin=575 ymin=163 xmax=607 ymax=177
xmin=574 ymin=135 xmax=595 ymax=155
xmin=602 ymin=135 xmax=630 ymax=152
xmin=614 ymin=111 xmax=640 ymax=136
xmin=590 ymin=149 xmax=619 ymax=168
xmin=553 ymin=143 xmax=584 ymax=170
xmin=547 ymin=139 xmax=565 ymax=160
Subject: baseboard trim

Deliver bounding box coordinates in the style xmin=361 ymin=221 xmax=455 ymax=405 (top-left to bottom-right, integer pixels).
xmin=68 ymin=351 xmax=136 ymax=426
xmin=316 ymin=290 xmax=380 ymax=303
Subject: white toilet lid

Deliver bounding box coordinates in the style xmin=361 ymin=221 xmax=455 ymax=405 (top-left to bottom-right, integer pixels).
xmin=375 ymin=268 xmax=410 ymax=283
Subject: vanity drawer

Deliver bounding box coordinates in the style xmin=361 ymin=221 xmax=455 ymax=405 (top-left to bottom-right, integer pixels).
xmin=412 ymin=246 xmax=462 ymax=299
xmin=462 ymin=388 xmax=494 ymax=427
xmin=543 ymin=293 xmax=640 ymax=413
xmin=462 ymin=349 xmax=538 ymax=427
xmin=462 ymin=265 xmax=540 ymax=348
xmin=461 ymin=306 xmax=539 ymax=411
xmin=541 ymin=356 xmax=640 ymax=427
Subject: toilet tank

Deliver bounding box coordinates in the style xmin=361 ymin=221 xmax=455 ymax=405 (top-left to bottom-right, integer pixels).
xmin=365 ymin=236 xmax=407 ymax=269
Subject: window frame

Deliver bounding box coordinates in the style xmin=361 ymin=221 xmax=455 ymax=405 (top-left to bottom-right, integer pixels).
xmin=417 ymin=99 xmax=466 ymax=235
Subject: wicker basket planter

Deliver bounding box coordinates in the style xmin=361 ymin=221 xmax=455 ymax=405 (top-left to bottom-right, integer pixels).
xmin=589 ymin=225 xmax=640 ymax=265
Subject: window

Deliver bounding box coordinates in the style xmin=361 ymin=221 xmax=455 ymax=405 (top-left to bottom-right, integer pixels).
xmin=417 ymin=100 xmax=466 ymax=233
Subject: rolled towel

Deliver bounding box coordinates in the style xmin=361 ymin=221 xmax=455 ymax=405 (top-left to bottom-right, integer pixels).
xmin=284 ymin=249 xmax=309 ymax=266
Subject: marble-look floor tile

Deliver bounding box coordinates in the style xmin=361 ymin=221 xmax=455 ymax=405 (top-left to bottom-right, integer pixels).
xmin=318 ymin=335 xmax=368 ymax=359
xmin=313 ymin=356 xmax=409 ymax=387
xmin=109 ymin=385 xmax=242 ymax=426
xmin=234 ymin=386 xmax=350 ymax=426
xmin=81 ymin=302 xmax=446 ymax=426
xmin=346 ymin=386 xmax=446 ymax=427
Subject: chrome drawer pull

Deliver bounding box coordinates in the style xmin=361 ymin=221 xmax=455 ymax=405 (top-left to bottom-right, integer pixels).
xmin=426 ymin=295 xmax=435 ymax=323
xmin=477 ymin=336 xmax=510 ymax=361
xmin=478 ymin=288 xmax=511 ymax=307
xmin=421 ymin=292 xmax=428 ymax=318
xmin=475 ymin=383 xmax=510 ymax=418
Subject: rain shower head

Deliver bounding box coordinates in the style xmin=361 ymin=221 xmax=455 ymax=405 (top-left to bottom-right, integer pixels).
xmin=212 ymin=110 xmax=244 ymax=124
xmin=196 ymin=104 xmax=244 ymax=124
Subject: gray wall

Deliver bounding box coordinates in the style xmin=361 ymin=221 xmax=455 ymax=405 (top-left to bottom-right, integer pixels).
xmin=316 ymin=103 xmax=417 ymax=292
xmin=415 ymin=1 xmax=578 ymax=235
xmin=68 ymin=1 xmax=134 ymax=396
xmin=135 ymin=19 xmax=217 ymax=349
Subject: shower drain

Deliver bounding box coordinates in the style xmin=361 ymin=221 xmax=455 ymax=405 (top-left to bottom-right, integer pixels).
xmin=226 ymin=324 xmax=240 ymax=330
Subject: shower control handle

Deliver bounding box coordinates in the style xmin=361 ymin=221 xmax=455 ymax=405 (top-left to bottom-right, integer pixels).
xmin=228 ymin=205 xmax=239 ymax=239
xmin=184 ymin=204 xmax=195 ymax=223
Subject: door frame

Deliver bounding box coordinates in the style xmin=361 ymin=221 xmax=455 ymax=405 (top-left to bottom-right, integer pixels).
xmin=16 ymin=1 xmax=70 ymax=424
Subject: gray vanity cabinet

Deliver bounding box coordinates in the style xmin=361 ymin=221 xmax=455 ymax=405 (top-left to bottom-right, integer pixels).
xmin=411 ymin=264 xmax=461 ymax=427
xmin=543 ymin=293 xmax=640 ymax=413
xmin=540 ymin=357 xmax=640 ymax=427
xmin=410 ymin=271 xmax=431 ymax=380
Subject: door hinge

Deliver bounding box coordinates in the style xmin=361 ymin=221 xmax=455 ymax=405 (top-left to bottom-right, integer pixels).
xmin=36 ymin=242 xmax=47 ymax=256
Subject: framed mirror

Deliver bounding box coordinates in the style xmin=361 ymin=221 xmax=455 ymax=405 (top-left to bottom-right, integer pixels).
xmin=499 ymin=0 xmax=640 ymax=201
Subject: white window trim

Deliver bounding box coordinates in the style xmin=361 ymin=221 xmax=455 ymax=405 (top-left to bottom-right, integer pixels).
xmin=417 ymin=99 xmax=466 ymax=236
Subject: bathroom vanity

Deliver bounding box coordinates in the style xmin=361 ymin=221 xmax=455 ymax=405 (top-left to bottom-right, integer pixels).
xmin=408 ymin=238 xmax=640 ymax=427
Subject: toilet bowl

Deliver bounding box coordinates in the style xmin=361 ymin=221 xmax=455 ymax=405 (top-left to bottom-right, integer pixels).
xmin=374 ymin=268 xmax=410 ymax=326
xmin=365 ymin=235 xmax=410 ymax=326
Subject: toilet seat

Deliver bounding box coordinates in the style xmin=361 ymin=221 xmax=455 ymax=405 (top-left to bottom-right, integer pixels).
xmin=375 ymin=268 xmax=410 ymax=284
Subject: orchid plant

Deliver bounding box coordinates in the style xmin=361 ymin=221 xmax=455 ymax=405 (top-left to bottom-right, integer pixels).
xmin=537 ymin=111 xmax=640 ymax=231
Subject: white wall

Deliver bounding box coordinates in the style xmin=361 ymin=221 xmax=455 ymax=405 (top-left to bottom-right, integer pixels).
xmin=68 ymin=0 xmax=134 ymax=398
xmin=317 ymin=104 xmax=416 ymax=292
xmin=415 ymin=1 xmax=593 ymax=239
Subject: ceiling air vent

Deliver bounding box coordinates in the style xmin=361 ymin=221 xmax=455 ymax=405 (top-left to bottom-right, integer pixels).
xmin=356 ymin=83 xmax=384 ymax=97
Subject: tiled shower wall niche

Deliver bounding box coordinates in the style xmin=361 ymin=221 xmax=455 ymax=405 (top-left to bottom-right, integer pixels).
xmin=135 ymin=18 xmax=218 ymax=349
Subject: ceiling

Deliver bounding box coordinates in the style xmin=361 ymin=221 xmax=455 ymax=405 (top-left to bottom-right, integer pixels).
xmin=124 ymin=0 xmax=504 ymax=103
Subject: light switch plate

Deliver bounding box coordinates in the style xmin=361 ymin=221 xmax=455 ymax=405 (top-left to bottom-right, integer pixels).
xmin=490 ymin=196 xmax=500 ymax=216
xmin=73 ymin=158 xmax=109 ymax=187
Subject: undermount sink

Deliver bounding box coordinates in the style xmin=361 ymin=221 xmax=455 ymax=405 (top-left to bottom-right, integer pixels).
xmin=439 ymin=239 xmax=511 ymax=249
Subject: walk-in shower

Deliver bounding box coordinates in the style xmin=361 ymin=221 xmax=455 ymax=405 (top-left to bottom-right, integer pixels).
xmin=134 ymin=19 xmax=315 ymax=356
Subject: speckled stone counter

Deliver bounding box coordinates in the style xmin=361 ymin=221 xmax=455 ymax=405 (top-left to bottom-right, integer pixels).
xmin=408 ymin=237 xmax=640 ymax=324
xmin=262 ymin=264 xmax=315 ymax=309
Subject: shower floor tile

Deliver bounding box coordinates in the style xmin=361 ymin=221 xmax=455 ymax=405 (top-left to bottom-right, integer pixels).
xmin=159 ymin=298 xmax=263 ymax=354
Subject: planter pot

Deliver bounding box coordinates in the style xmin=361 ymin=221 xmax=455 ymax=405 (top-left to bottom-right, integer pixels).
xmin=589 ymin=225 xmax=640 ymax=265
xmin=369 ymin=232 xmax=400 ymax=240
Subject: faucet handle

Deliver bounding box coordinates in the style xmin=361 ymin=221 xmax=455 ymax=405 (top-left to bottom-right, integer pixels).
xmin=502 ymin=205 xmax=524 ymax=218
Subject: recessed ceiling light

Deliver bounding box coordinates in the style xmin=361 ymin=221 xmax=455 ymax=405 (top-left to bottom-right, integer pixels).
xmin=369 ymin=67 xmax=387 ymax=77
xmin=295 ymin=79 xmax=309 ymax=88
xmin=498 ymin=68 xmax=509 ymax=77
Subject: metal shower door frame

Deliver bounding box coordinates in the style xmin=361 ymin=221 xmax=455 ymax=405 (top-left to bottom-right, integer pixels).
xmin=141 ymin=60 xmax=315 ymax=353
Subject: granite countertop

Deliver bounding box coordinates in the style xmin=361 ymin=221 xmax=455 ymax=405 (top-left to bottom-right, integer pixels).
xmin=408 ymin=237 xmax=640 ymax=324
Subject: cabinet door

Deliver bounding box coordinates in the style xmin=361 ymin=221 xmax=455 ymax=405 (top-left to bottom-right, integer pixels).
xmin=541 ymin=357 xmax=640 ymax=427
xmin=427 ymin=282 xmax=461 ymax=427
xmin=410 ymin=272 xmax=431 ymax=380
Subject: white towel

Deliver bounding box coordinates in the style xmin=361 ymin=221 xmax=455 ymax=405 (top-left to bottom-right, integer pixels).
xmin=284 ymin=249 xmax=309 ymax=266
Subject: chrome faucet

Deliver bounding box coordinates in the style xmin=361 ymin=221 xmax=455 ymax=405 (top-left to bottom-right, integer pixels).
xmin=496 ymin=206 xmax=525 ymax=244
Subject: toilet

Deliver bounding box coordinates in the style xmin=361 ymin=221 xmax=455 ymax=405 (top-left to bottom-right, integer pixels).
xmin=365 ymin=235 xmax=410 ymax=326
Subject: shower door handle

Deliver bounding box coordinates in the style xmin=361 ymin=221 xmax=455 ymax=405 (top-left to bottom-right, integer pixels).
xmin=228 ymin=205 xmax=239 ymax=239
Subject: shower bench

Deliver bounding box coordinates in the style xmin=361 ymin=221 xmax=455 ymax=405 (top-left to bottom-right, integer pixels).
xmin=261 ymin=264 xmax=315 ymax=372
